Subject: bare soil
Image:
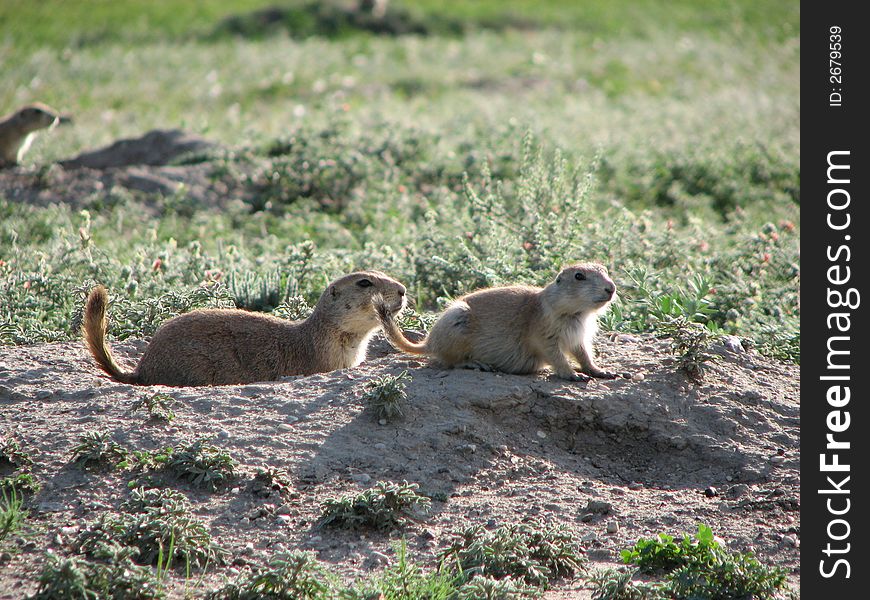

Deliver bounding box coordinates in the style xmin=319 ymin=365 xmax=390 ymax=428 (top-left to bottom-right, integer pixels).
xmin=0 ymin=132 xmax=240 ymax=213
xmin=0 ymin=332 xmax=800 ymax=598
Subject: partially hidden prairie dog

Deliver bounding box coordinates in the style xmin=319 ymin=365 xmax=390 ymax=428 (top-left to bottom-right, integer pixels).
xmin=83 ymin=271 xmax=407 ymax=386
xmin=0 ymin=103 xmax=70 ymax=168
xmin=377 ymin=263 xmax=628 ymax=381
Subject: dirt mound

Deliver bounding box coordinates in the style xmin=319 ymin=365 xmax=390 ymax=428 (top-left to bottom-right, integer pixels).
xmin=0 ymin=129 xmax=227 ymax=209
xmin=0 ymin=332 xmax=799 ymax=597
xmin=59 ymin=129 xmax=215 ymax=170
xmin=210 ymin=1 xmax=457 ymax=40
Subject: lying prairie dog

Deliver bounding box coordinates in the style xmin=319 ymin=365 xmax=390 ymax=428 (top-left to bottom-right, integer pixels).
xmin=83 ymin=271 xmax=407 ymax=386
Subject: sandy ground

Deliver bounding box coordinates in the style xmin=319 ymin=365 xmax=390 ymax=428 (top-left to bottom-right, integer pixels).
xmin=0 ymin=331 xmax=800 ymax=598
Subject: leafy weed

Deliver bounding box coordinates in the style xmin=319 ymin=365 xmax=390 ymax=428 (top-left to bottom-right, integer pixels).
xmin=318 ymin=480 xmax=431 ymax=531
xmin=362 ymin=370 xmax=411 ymax=422
xmin=71 ymin=431 xmax=130 ymax=471
xmin=438 ymin=522 xmax=585 ymax=588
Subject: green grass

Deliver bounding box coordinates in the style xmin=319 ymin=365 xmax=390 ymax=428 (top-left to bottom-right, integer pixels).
xmin=350 ymin=539 xmax=462 ymax=600
xmin=0 ymin=1 xmax=800 ymax=354
xmin=1 ymin=3 xmax=799 ymax=596
xmin=1 ymin=127 xmax=799 ymax=358
xmin=1 ymin=1 xmax=798 ymax=55
xmin=0 ymin=485 xmax=28 ymax=542
xmin=0 ymin=0 xmax=281 ymax=51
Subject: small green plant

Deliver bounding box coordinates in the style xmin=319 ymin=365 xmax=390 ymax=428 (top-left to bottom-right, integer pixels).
xmin=0 ymin=435 xmax=33 ymax=469
xmin=0 ymin=485 xmax=28 ymax=542
xmin=76 ymin=486 xmax=226 ymax=570
xmin=272 ymin=296 xmax=314 ymax=320
xmin=589 ymin=567 xmax=667 ymax=600
xmin=0 ymin=322 xmax=17 ymax=344
xmin=668 ymin=550 xmax=789 ymax=600
xmin=658 ymin=317 xmax=719 ymax=383
xmin=619 ymin=524 xmax=791 ymax=600
xmin=28 ymin=550 xmax=165 ymax=600
xmin=352 ymin=538 xmax=460 ymax=600
xmin=252 ymin=466 xmax=294 ymax=499
xmin=621 ymin=524 xmax=719 ymax=574
xmin=110 ymin=284 xmax=237 ymax=340
xmin=318 ymin=480 xmax=431 ymax=531
xmin=1 ymin=472 xmax=40 ymax=495
xmin=755 ymin=328 xmax=800 ymax=364
xmin=206 ymin=551 xmax=333 ymax=600
xmin=227 ymin=269 xmax=287 ymax=312
xmin=652 ymin=275 xmax=717 ymax=324
xmin=0 ymin=436 xmax=38 ymax=501
xmin=71 ymin=431 xmax=129 ymax=470
xmin=438 ymin=522 xmax=586 ymax=588
xmin=362 ymin=370 xmax=411 ymax=422
xmin=455 ymin=574 xmax=539 ymax=599
xmin=396 ymin=309 xmax=438 ymax=332
xmin=165 ymin=437 xmax=237 ymax=491
xmin=130 ymin=392 xmax=177 ymax=422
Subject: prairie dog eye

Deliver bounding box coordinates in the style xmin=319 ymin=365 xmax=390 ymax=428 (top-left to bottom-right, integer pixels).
xmin=356 ymin=279 xmax=373 ymax=288
xmin=574 ymin=272 xmax=586 ymax=281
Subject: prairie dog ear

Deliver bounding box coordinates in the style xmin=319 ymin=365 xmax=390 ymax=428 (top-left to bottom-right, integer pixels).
xmin=330 ymin=286 xmax=338 ymax=299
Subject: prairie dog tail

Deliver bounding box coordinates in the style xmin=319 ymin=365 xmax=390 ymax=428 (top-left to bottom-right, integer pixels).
xmin=82 ymin=286 xmax=139 ymax=384
xmin=373 ymin=297 xmax=427 ymax=355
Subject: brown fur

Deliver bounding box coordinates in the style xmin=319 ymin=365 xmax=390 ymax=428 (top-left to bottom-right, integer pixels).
xmin=83 ymin=271 xmax=406 ymax=386
xmin=378 ymin=263 xmax=627 ymax=381
xmin=0 ymin=103 xmax=69 ymax=168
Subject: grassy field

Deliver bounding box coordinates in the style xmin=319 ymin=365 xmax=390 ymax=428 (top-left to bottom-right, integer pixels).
xmin=2 ymin=2 xmax=800 ymax=596
xmin=1 ymin=0 xmax=799 ymax=355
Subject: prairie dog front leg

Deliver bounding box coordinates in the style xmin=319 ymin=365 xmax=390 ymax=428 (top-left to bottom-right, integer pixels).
xmin=571 ymin=341 xmax=618 ymax=379
xmin=545 ymin=340 xmax=590 ymax=381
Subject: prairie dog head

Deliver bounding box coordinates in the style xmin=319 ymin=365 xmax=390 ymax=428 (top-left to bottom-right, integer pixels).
xmin=10 ymin=104 xmax=62 ymax=133
xmin=546 ymin=262 xmax=616 ymax=317
xmin=3 ymin=103 xmax=70 ymax=165
xmin=318 ymin=270 xmax=406 ymax=333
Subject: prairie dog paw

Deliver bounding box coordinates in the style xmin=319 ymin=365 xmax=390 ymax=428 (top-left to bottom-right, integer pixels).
xmin=559 ymin=371 xmax=591 ymax=382
xmin=584 ymin=369 xmax=620 ymax=380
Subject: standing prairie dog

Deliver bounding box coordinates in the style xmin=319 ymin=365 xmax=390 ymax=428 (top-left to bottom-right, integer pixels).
xmin=378 ymin=263 xmax=627 ymax=381
xmin=83 ymin=271 xmax=407 ymax=386
xmin=0 ymin=103 xmax=70 ymax=168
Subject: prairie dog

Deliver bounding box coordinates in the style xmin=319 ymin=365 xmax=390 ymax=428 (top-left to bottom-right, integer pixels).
xmin=83 ymin=271 xmax=406 ymax=386
xmin=378 ymin=263 xmax=625 ymax=381
xmin=0 ymin=103 xmax=69 ymax=168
